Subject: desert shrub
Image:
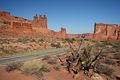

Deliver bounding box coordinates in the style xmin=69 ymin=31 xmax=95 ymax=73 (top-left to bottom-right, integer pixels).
xmin=17 ymin=37 xmax=30 ymax=44
xmin=116 ymin=61 xmax=120 ymax=66
xmin=35 ymin=71 xmax=44 ymax=80
xmin=1 ymin=47 xmax=17 ymax=55
xmin=95 ymin=42 xmax=107 ymax=47
xmin=6 ymin=62 xmax=23 ymax=72
xmin=0 ymin=39 xmax=9 ymax=44
xmin=21 ymin=60 xmax=43 ymax=74
xmin=63 ymin=38 xmax=75 ymax=43
xmin=103 ymin=58 xmax=115 ymax=65
xmin=114 ymin=53 xmax=120 ymax=60
xmin=65 ymin=38 xmax=70 ymax=42
xmin=71 ymin=38 xmax=76 ymax=41
xmin=96 ymin=64 xmax=114 ymax=76
xmin=110 ymin=42 xmax=120 ymax=48
xmin=100 ymin=53 xmax=107 ymax=58
xmin=38 ymin=39 xmax=44 ymax=43
xmin=108 ymin=42 xmax=120 ymax=52
xmin=47 ymin=58 xmax=57 ymax=64
xmin=40 ymin=64 xmax=51 ymax=72
xmin=58 ymin=38 xmax=111 ymax=78
xmin=51 ymin=42 xmax=61 ymax=48
xmin=42 ymin=55 xmax=51 ymax=61
xmin=30 ymin=39 xmax=36 ymax=42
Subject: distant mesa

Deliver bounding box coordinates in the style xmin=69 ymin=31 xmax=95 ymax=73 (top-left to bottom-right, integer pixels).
xmin=0 ymin=10 xmax=120 ymax=41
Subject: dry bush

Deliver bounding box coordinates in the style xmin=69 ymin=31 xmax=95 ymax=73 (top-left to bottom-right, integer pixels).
xmin=96 ymin=64 xmax=114 ymax=76
xmin=37 ymin=39 xmax=44 ymax=43
xmin=110 ymin=42 xmax=120 ymax=48
xmin=114 ymin=53 xmax=120 ymax=60
xmin=17 ymin=37 xmax=30 ymax=44
xmin=0 ymin=39 xmax=10 ymax=44
xmin=103 ymin=58 xmax=115 ymax=65
xmin=1 ymin=47 xmax=17 ymax=55
xmin=6 ymin=62 xmax=23 ymax=72
xmin=58 ymin=39 xmax=107 ymax=78
xmin=21 ymin=60 xmax=43 ymax=74
xmin=42 ymin=55 xmax=51 ymax=61
xmin=51 ymin=42 xmax=61 ymax=48
xmin=6 ymin=59 xmax=49 ymax=80
xmin=116 ymin=61 xmax=120 ymax=66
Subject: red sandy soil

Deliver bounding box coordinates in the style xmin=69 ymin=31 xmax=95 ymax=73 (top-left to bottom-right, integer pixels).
xmin=0 ymin=64 xmax=74 ymax=80
xmin=44 ymin=69 xmax=73 ymax=80
xmin=0 ymin=65 xmax=37 ymax=80
xmin=115 ymin=66 xmax=120 ymax=78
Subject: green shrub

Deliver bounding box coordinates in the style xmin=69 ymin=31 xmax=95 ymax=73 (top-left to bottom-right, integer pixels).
xmin=95 ymin=42 xmax=107 ymax=47
xmin=21 ymin=60 xmax=43 ymax=74
xmin=51 ymin=42 xmax=61 ymax=48
xmin=63 ymin=38 xmax=75 ymax=43
xmin=6 ymin=62 xmax=22 ymax=72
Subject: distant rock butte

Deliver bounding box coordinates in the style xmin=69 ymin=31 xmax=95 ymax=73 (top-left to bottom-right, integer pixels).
xmin=0 ymin=10 xmax=120 ymax=41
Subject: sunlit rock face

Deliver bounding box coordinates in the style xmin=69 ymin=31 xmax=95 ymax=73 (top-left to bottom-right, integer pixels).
xmin=0 ymin=10 xmax=67 ymax=38
xmin=94 ymin=23 xmax=120 ymax=41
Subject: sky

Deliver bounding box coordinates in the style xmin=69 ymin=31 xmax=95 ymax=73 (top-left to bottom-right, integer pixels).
xmin=0 ymin=0 xmax=120 ymax=34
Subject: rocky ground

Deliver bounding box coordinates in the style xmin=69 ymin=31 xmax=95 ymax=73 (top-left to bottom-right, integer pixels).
xmin=0 ymin=41 xmax=120 ymax=80
xmin=0 ymin=36 xmax=78 ymax=57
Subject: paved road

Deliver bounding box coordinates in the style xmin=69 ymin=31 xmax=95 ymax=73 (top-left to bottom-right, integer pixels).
xmin=0 ymin=47 xmax=69 ymax=65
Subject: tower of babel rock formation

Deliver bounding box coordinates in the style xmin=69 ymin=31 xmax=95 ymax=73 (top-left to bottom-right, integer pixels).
xmin=0 ymin=10 xmax=66 ymax=37
xmin=32 ymin=15 xmax=48 ymax=33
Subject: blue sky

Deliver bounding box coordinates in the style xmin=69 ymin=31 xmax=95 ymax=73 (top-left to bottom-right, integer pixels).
xmin=0 ymin=0 xmax=120 ymax=34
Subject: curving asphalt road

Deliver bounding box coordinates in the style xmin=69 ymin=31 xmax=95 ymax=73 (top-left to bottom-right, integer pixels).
xmin=0 ymin=47 xmax=69 ymax=65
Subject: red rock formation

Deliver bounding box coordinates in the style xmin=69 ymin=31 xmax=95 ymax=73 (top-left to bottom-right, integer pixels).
xmin=1 ymin=10 xmax=120 ymax=41
xmin=0 ymin=10 xmax=11 ymax=19
xmin=69 ymin=23 xmax=120 ymax=42
xmin=94 ymin=23 xmax=120 ymax=41
xmin=60 ymin=27 xmax=66 ymax=34
xmin=0 ymin=10 xmax=68 ymax=38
